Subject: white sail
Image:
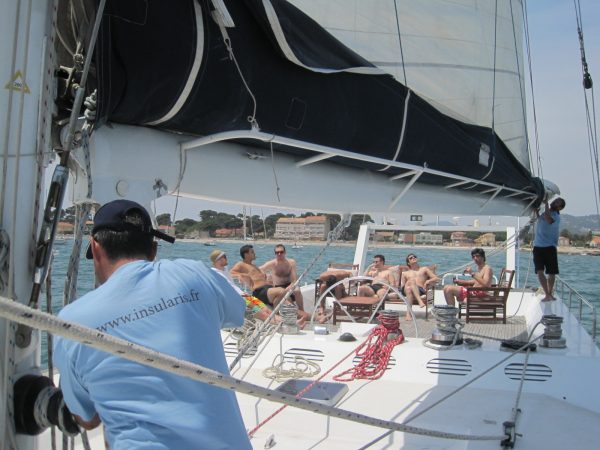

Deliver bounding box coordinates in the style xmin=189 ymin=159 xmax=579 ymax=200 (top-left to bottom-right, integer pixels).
xmin=288 ymin=0 xmax=529 ymax=168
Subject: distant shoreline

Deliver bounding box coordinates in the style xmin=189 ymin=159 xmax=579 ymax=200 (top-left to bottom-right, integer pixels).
xmin=180 ymin=238 xmax=598 ymax=255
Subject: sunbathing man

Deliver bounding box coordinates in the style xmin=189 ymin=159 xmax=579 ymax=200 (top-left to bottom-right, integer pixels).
xmin=209 ymin=249 xmax=280 ymax=324
xmin=359 ymin=254 xmax=396 ymax=298
xmin=317 ymin=270 xmax=352 ymax=299
xmin=443 ymin=248 xmax=493 ymax=306
xmin=401 ymin=253 xmax=439 ymax=320
xmin=259 ymin=244 xmax=309 ymax=321
xmin=230 ymin=245 xmax=308 ymax=322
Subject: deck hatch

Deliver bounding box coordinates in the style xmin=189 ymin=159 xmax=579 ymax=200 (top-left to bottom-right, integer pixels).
xmin=426 ymin=358 xmax=472 ymax=376
xmin=283 ymin=347 xmax=325 ymax=362
xmin=276 ymin=380 xmax=349 ymax=407
xmin=504 ymin=363 xmax=552 ymax=381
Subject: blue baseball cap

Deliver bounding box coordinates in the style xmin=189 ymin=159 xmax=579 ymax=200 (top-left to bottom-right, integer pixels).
xmin=86 ymin=199 xmax=175 ymax=259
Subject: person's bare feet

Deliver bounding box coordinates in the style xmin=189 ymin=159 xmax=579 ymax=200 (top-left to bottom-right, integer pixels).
xmin=296 ymin=316 xmax=306 ymax=329
xmin=541 ymin=296 xmax=555 ymax=302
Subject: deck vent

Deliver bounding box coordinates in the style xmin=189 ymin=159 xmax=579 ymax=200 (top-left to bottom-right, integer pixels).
xmin=504 ymin=363 xmax=552 ymax=382
xmin=426 ymin=358 xmax=472 ymax=376
xmin=224 ymin=342 xmax=256 ymax=358
xmin=352 ymin=355 xmax=396 ymax=369
xmin=283 ymin=348 xmax=325 ymax=362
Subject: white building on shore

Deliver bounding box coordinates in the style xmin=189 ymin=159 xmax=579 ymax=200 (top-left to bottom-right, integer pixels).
xmin=274 ymin=216 xmax=330 ymax=241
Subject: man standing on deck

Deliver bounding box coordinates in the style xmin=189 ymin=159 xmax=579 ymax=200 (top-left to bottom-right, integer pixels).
xmin=533 ymin=197 xmax=566 ymax=302
xmin=53 ymin=199 xmax=251 ymax=449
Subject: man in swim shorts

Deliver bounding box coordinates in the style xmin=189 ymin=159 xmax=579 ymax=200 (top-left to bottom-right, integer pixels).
xmin=359 ymin=254 xmax=396 ymax=298
xmin=259 ymin=244 xmax=308 ymax=321
xmin=229 ymin=245 xmax=287 ymax=306
xmin=443 ymin=248 xmax=493 ymax=307
xmin=400 ymin=254 xmax=439 ymax=320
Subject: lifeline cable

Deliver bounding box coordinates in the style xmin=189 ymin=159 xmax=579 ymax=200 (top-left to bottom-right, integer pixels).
xmin=359 ymin=322 xmax=545 ymax=449
xmin=248 ymin=338 xmax=372 ymax=438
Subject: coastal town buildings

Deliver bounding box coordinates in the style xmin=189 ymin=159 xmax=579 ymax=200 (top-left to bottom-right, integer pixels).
xmin=274 ymin=216 xmax=330 ymax=240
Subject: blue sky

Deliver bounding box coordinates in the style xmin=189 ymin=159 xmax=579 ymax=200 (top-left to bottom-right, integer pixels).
xmin=154 ymin=0 xmax=599 ymax=223
xmin=524 ymin=0 xmax=599 ymax=217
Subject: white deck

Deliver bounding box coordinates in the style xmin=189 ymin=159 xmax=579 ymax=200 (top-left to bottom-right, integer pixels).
xmin=39 ymin=291 xmax=600 ymax=450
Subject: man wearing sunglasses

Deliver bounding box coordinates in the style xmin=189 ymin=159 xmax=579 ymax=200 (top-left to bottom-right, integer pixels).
xmin=400 ymin=254 xmax=439 ymax=320
xmin=260 ymin=245 xmax=309 ymax=321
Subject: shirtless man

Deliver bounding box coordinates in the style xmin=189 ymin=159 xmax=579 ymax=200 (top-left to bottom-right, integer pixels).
xmin=401 ymin=253 xmax=439 ymax=320
xmin=229 ymin=245 xmax=287 ymax=307
xmin=360 ymin=254 xmax=396 ymax=298
xmin=260 ymin=244 xmax=309 ymax=320
xmin=209 ymin=249 xmax=279 ymax=323
xmin=444 ymin=248 xmax=493 ymax=306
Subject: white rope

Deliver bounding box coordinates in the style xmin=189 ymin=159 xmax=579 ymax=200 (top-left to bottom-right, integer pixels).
xmin=262 ymin=354 xmax=320 ymax=382
xmin=0 ymin=295 xmax=507 ymax=442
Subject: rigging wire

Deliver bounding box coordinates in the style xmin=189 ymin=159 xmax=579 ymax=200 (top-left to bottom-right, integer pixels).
xmin=392 ymin=0 xmax=407 ymax=85
xmin=491 ymin=0 xmax=498 ymax=139
xmin=573 ymin=0 xmax=600 ymax=221
xmin=360 ymin=322 xmax=545 ymax=449
xmin=509 ymin=0 xmax=530 ymax=172
xmin=522 ymin=0 xmax=544 ymax=180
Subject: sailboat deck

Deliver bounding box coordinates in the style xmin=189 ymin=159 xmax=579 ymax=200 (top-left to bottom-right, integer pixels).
xmin=402 ymin=315 xmax=528 ymax=343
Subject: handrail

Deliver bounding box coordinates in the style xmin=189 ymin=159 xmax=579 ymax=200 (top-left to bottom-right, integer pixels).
xmin=556 ymin=276 xmax=597 ymax=341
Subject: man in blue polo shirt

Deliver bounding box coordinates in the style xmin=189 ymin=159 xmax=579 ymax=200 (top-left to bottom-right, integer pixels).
xmin=533 ymin=197 xmax=566 ymax=302
xmin=53 ymin=199 xmax=250 ymax=449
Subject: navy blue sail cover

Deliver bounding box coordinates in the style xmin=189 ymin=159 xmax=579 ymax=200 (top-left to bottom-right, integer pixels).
xmin=93 ymin=0 xmax=543 ymax=201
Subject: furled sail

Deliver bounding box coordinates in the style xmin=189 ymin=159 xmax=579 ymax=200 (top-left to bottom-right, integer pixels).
xmin=92 ymin=0 xmax=543 ymax=205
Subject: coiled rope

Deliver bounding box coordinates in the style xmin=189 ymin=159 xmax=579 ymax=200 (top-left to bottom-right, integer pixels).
xmin=334 ymin=311 xmax=404 ymax=382
xmin=0 ymin=295 xmax=507 ymax=442
xmin=262 ymin=354 xmax=320 ymax=382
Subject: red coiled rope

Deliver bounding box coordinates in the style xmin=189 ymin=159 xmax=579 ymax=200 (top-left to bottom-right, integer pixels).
xmin=333 ymin=313 xmax=404 ymax=382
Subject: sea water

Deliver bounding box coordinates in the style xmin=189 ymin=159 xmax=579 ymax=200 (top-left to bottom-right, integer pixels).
xmin=42 ymin=239 xmax=600 ymax=365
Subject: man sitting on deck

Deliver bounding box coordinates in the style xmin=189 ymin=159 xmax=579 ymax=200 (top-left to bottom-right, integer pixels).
xmin=359 ymin=254 xmax=397 ymax=298
xmin=209 ymin=249 xmax=280 ymax=324
xmin=259 ymin=244 xmax=306 ymax=316
xmin=230 ymin=244 xmax=309 ymax=321
xmin=400 ymin=253 xmax=439 ymax=320
xmin=443 ymin=247 xmax=493 ymax=306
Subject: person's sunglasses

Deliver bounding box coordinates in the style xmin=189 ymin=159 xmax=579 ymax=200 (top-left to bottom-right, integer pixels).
xmin=275 ymin=250 xmax=285 ymax=255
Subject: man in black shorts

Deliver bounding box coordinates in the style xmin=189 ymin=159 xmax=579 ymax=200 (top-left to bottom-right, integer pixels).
xmin=533 ymin=197 xmax=566 ymax=302
xmin=359 ymin=254 xmax=395 ymax=298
